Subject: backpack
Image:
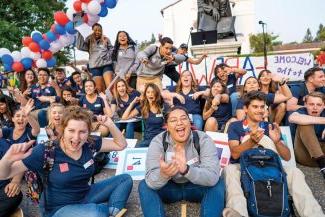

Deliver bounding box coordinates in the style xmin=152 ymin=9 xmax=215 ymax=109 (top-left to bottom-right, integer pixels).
xmin=148 ymin=46 xmax=158 ymax=60
xmin=240 ymin=147 xmax=291 ymax=217
xmin=162 ymin=131 xmax=200 ymax=154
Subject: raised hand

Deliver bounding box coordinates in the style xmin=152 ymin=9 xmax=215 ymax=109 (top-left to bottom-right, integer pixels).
xmin=3 ymin=140 xmax=35 ymax=163
xmin=268 ymin=123 xmax=281 ymax=144
xmin=22 ymin=99 xmax=35 ymax=116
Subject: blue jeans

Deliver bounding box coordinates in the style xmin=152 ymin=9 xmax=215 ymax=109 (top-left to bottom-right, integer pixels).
xmin=50 ymin=174 xmax=133 ymax=217
xmin=138 ymin=178 xmax=225 ymax=217
xmin=230 ymin=92 xmax=240 ymax=117
xmin=90 ymin=64 xmax=114 ymax=77
xmin=191 ymin=114 xmax=204 ymax=131
xmin=115 ymin=122 xmax=135 ymax=139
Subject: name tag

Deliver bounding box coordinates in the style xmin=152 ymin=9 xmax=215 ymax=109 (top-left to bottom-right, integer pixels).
xmin=189 ymin=114 xmax=193 ymax=121
xmin=83 ymin=159 xmax=94 ymax=169
xmin=188 ymin=94 xmax=194 ymax=97
xmin=119 ymin=104 xmax=124 ymax=108
xmin=187 ymin=157 xmax=199 ymax=165
xmin=227 ymin=84 xmax=233 ymax=89
xmin=59 ymin=163 xmax=69 ymax=173
xmin=119 ymin=51 xmax=123 ymax=56
xmin=156 ymin=114 xmax=163 ymax=118
xmin=45 ymin=88 xmax=51 ymax=94
xmin=94 ymin=104 xmax=101 ymax=108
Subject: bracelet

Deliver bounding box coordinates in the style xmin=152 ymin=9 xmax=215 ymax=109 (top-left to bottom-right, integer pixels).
xmin=180 ymin=164 xmax=190 ymax=176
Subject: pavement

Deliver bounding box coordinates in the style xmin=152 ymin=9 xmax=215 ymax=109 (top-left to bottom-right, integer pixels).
xmin=20 ymin=164 xmax=325 ymax=217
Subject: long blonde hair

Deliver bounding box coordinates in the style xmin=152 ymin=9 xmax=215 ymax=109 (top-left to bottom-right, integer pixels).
xmin=113 ymin=78 xmax=133 ymax=106
xmin=141 ymin=83 xmax=163 ymax=119
xmin=47 ymin=103 xmax=65 ymax=129
xmin=175 ymin=70 xmax=198 ymax=93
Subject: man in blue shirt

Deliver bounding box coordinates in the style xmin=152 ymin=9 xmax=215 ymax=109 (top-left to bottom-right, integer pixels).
xmin=289 ymin=91 xmax=325 ymax=178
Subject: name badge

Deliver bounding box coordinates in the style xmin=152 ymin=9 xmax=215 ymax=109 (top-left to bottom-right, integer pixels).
xmin=45 ymin=88 xmax=51 ymax=94
xmin=187 ymin=157 xmax=199 ymax=165
xmin=156 ymin=114 xmax=163 ymax=118
xmin=94 ymin=104 xmax=101 ymax=108
xmin=59 ymin=163 xmax=69 ymax=173
xmin=119 ymin=104 xmax=124 ymax=108
xmin=188 ymin=94 xmax=194 ymax=97
xmin=119 ymin=51 xmax=124 ymax=56
xmin=227 ymin=84 xmax=233 ymax=89
xmin=188 ymin=114 xmax=193 ymax=121
xmin=83 ymin=159 xmax=94 ymax=169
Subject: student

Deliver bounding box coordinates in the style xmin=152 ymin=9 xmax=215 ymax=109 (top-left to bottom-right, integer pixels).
xmin=111 ymin=31 xmax=139 ymax=89
xmin=45 ymin=103 xmax=65 ymax=141
xmin=76 ymin=23 xmax=114 ymax=92
xmin=70 ymin=71 xmax=85 ymax=98
xmin=223 ymin=91 xmax=324 ymax=217
xmin=122 ymin=83 xmax=165 ymax=147
xmin=111 ymin=78 xmax=141 ymax=139
xmin=203 ymin=79 xmax=232 ymax=132
xmin=19 ymin=69 xmax=37 ymax=98
xmin=79 ymin=80 xmax=113 ymax=136
xmin=138 ymin=106 xmax=225 ymax=217
xmin=0 ymin=106 xmax=132 ymax=217
xmin=289 ymin=92 xmax=325 ymax=178
xmin=0 ymin=95 xmax=16 ymax=128
xmin=166 ymin=70 xmax=208 ymax=130
xmin=56 ymin=86 xmax=79 ymax=107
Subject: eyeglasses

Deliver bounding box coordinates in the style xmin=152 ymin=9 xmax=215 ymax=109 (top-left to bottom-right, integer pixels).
xmin=168 ymin=116 xmax=190 ymax=125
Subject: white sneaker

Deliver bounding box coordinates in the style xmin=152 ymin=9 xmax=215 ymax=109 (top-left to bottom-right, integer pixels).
xmin=223 ymin=207 xmax=243 ymax=217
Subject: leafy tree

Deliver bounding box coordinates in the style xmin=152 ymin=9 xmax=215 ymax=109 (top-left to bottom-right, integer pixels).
xmin=0 ymin=0 xmax=71 ymax=65
xmin=314 ymin=24 xmax=325 ymax=42
xmin=303 ymin=28 xmax=313 ymax=43
xmin=137 ymin=33 xmax=157 ymax=50
xmin=249 ymin=33 xmax=282 ymax=53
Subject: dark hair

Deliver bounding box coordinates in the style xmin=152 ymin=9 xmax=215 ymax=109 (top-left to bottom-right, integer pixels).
xmin=241 ymin=76 xmax=259 ymax=96
xmin=164 ymin=106 xmax=189 ymax=123
xmin=92 ymin=23 xmax=102 ymax=30
xmin=84 ymin=79 xmax=97 ymax=94
xmin=89 ymin=23 xmax=109 ymax=52
xmin=71 ymin=71 xmax=81 ymax=78
xmin=304 ymin=67 xmax=324 ymax=81
xmin=214 ymin=63 xmax=230 ymax=78
xmin=257 ymin=69 xmax=277 ymax=93
xmin=0 ymin=95 xmax=15 ymax=121
xmin=243 ymin=91 xmax=267 ymax=107
xmin=112 ymin=31 xmax=136 ymax=62
xmin=38 ymin=68 xmax=50 ymax=76
xmin=19 ymin=69 xmax=37 ymax=93
xmin=160 ymin=37 xmax=173 ymax=46
xmin=205 ymin=79 xmax=228 ymax=109
xmin=60 ymin=86 xmax=77 ymax=106
xmin=54 ymin=68 xmax=65 ymax=73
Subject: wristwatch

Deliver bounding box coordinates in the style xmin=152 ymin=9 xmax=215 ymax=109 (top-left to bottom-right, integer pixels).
xmin=180 ymin=164 xmax=190 ymax=176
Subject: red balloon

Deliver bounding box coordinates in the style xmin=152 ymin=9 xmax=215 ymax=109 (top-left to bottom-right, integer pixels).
xmin=54 ymin=11 xmax=70 ymax=26
xmin=80 ymin=0 xmax=91 ymax=3
xmin=29 ymin=42 xmax=40 ymax=52
xmin=22 ymin=37 xmax=33 ymax=47
xmin=42 ymin=50 xmax=53 ymax=60
xmin=73 ymin=1 xmax=82 ymax=12
xmin=83 ymin=14 xmax=88 ymax=23
xmin=12 ymin=62 xmax=24 ymax=72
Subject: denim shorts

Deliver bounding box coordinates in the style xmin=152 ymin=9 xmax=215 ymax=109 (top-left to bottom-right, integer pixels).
xmin=90 ymin=64 xmax=114 ymax=77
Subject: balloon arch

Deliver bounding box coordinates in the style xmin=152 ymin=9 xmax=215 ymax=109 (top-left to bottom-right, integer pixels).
xmin=0 ymin=0 xmax=117 ymax=73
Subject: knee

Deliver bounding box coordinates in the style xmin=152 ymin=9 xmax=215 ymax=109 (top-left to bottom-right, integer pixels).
xmin=205 ymin=117 xmax=217 ymax=127
xmin=138 ymin=180 xmax=149 ymax=196
xmin=121 ymin=174 xmax=133 ymax=187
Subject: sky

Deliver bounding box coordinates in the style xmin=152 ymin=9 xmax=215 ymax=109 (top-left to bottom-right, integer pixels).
xmin=66 ymin=0 xmax=325 ymax=58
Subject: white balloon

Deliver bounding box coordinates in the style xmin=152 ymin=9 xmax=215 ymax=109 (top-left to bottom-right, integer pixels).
xmin=59 ymin=35 xmax=70 ymax=46
xmin=12 ymin=51 xmax=22 ymax=62
xmin=95 ymin=0 xmax=104 ymax=3
xmin=30 ymin=52 xmax=41 ymax=60
xmin=36 ymin=59 xmax=47 ymax=68
xmin=87 ymin=1 xmax=101 ymax=15
xmin=21 ymin=47 xmax=32 ymax=58
xmin=81 ymin=3 xmax=90 ymax=13
xmin=88 ymin=14 xmax=100 ymax=23
xmin=0 ymin=48 xmax=11 ymax=58
xmin=66 ymin=7 xmax=76 ymax=21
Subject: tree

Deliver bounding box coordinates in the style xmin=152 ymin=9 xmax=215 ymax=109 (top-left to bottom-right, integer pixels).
xmin=249 ymin=33 xmax=282 ymax=53
xmin=138 ymin=33 xmax=157 ymax=50
xmin=303 ymin=28 xmax=313 ymax=43
xmin=0 ymin=0 xmax=71 ymax=65
xmin=314 ymin=24 xmax=325 ymax=42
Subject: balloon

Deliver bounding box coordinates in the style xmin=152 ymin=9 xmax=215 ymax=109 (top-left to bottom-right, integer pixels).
xmin=29 ymin=42 xmax=40 ymax=52
xmin=65 ymin=21 xmax=77 ymax=34
xmin=83 ymin=14 xmax=89 ymax=23
xmin=54 ymin=11 xmax=70 ymax=26
xmin=21 ymin=47 xmax=32 ymax=58
xmin=30 ymin=52 xmax=41 ymax=60
xmin=59 ymin=35 xmax=71 ymax=46
xmin=46 ymin=31 xmax=57 ymax=42
xmin=81 ymin=3 xmax=90 ymax=13
xmin=55 ymin=24 xmax=66 ymax=35
xmin=80 ymin=0 xmax=91 ymax=3
xmin=12 ymin=62 xmax=24 ymax=72
xmin=98 ymin=5 xmax=108 ymax=17
xmin=87 ymin=1 xmax=101 ymax=15
xmin=0 ymin=48 xmax=11 ymax=58
xmin=88 ymin=14 xmax=100 ymax=23
xmin=1 ymin=54 xmax=13 ymax=65
xmin=42 ymin=50 xmax=53 ymax=60
xmin=31 ymin=31 xmax=43 ymax=42
xmin=73 ymin=1 xmax=83 ymax=12
xmin=12 ymin=51 xmax=22 ymax=62
xmin=22 ymin=37 xmax=33 ymax=47
xmin=104 ymin=0 xmax=117 ymax=9
xmin=36 ymin=59 xmax=47 ymax=68
xmin=4 ymin=64 xmax=12 ymax=72
xmin=21 ymin=58 xmax=33 ymax=69
xmin=46 ymin=57 xmax=57 ymax=67
xmin=39 ymin=39 xmax=51 ymax=50
xmin=66 ymin=8 xmax=76 ymax=21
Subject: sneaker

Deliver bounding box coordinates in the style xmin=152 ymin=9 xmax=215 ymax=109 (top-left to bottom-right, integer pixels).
xmin=223 ymin=207 xmax=243 ymax=217
xmin=10 ymin=208 xmax=23 ymax=217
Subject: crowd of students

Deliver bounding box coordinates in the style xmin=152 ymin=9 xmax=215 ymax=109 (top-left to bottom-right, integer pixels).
xmin=0 ymin=22 xmax=324 ymax=217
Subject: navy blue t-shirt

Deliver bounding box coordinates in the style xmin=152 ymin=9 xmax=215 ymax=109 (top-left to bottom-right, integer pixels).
xmin=226 ymin=74 xmax=237 ymax=95
xmin=136 ymin=106 xmax=164 ymax=141
xmin=236 ymin=93 xmax=275 ymax=110
xmin=211 ymin=102 xmax=232 ymax=128
xmin=169 ymin=86 xmax=206 ymax=115
xmin=296 ymin=107 xmax=325 ymax=140
xmin=290 ymin=83 xmax=308 ymax=107
xmin=2 ymin=127 xmax=36 ymax=144
xmin=0 ymin=139 xmax=11 ymax=188
xmin=111 ymin=90 xmax=141 ymax=117
xmin=30 ymin=83 xmax=57 ymax=110
xmin=22 ymin=136 xmax=102 ymax=214
xmin=71 ymin=85 xmax=85 ymax=98
xmin=79 ymin=95 xmax=105 ymax=116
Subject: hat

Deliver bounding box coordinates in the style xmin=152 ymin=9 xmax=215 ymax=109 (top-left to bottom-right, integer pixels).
xmin=179 ymin=43 xmax=188 ymax=49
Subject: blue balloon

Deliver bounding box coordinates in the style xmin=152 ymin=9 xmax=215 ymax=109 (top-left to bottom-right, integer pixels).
xmin=104 ymin=0 xmax=117 ymax=9
xmin=46 ymin=31 xmax=57 ymax=42
xmin=47 ymin=57 xmax=56 ymax=67
xmin=1 ymin=54 xmax=13 ymax=65
xmin=65 ymin=22 xmax=77 ymax=34
xmin=32 ymin=32 xmax=43 ymax=43
xmin=98 ymin=5 xmax=108 ymax=17
xmin=21 ymin=58 xmax=33 ymax=69
xmin=55 ymin=24 xmax=66 ymax=35
xmin=39 ymin=39 xmax=50 ymax=50
xmin=4 ymin=64 xmax=12 ymax=72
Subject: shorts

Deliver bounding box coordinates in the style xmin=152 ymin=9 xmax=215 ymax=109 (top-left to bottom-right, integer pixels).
xmin=90 ymin=64 xmax=114 ymax=77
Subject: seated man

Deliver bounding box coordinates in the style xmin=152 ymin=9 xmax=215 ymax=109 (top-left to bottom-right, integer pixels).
xmin=289 ymin=91 xmax=325 ymax=178
xmin=224 ymin=91 xmax=324 ymax=217
xmin=138 ymin=106 xmax=224 ymax=217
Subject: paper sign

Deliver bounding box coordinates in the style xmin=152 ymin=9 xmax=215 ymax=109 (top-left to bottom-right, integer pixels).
xmin=37 ymin=128 xmax=49 ymax=144
xmin=116 ymin=148 xmax=148 ymax=180
xmin=75 ymin=23 xmax=92 ymax=40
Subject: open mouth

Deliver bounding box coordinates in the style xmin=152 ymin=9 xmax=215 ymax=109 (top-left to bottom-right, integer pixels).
xmin=311 ymin=111 xmax=318 ymax=115
xmin=176 ymin=128 xmax=186 ymax=137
